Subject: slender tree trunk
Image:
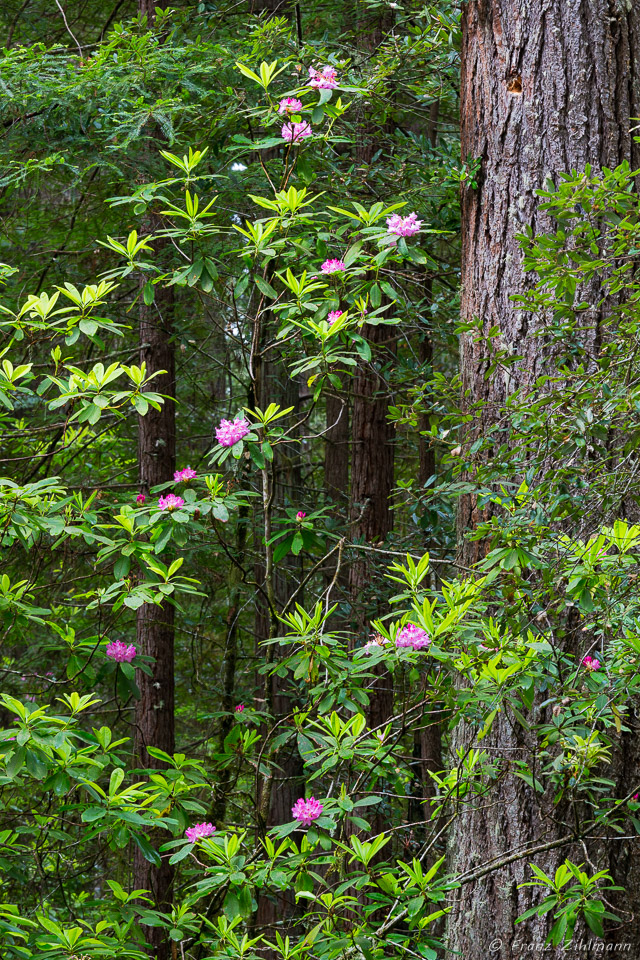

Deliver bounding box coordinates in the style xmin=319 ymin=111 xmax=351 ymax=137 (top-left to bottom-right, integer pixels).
xmin=348 ymin=323 xmax=396 ymax=633
xmin=348 ymin=321 xmax=396 ymax=866
xmin=449 ymin=3 xmax=640 ymax=958
xmin=347 ymin=9 xmax=397 ymax=863
xmin=132 ymin=5 xmax=174 ymax=940
xmin=211 ymin=503 xmax=249 ymax=826
xmin=324 ymin=388 xmax=349 ymax=612
xmin=417 ymin=100 xmax=438 ymax=499
xmin=249 ymin=0 xmax=289 ymax=14
xmin=137 ymin=0 xmax=168 ymax=19
xmin=134 ymin=274 xmax=176 ymax=960
xmin=325 ymin=391 xmax=349 ymax=509
xmin=253 ymin=322 xmax=305 ymax=955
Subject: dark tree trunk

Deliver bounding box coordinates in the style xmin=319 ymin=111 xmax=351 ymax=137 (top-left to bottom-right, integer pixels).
xmin=348 ymin=322 xmax=396 ymax=630
xmin=137 ymin=0 xmax=168 ymax=20
xmin=324 ymin=388 xmax=349 ymax=614
xmin=132 ymin=196 xmax=176 ymax=960
xmin=134 ymin=3 xmax=176 ymax=952
xmin=348 ymin=321 xmax=396 ymax=863
xmin=418 ymin=101 xmax=438 ymax=498
xmin=325 ymin=390 xmax=349 ymax=508
xmin=249 ymin=0 xmax=289 ymax=13
xmin=449 ymin=3 xmax=640 ymax=958
xmin=253 ymin=326 xmax=305 ymax=955
xmin=211 ymin=503 xmax=249 ymax=826
xmin=348 ymin=9 xmax=397 ymax=860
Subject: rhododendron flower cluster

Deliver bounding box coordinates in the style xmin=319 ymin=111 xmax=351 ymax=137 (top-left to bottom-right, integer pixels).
xmin=308 ymin=65 xmax=338 ymax=89
xmin=292 ymin=796 xmax=323 ymax=825
xmin=582 ymin=654 xmax=601 ymax=671
xmin=395 ymin=624 xmax=431 ymax=650
xmin=282 ymin=121 xmax=312 ymax=142
xmin=321 ymin=259 xmax=346 ymax=274
xmin=296 ymin=511 xmax=306 ymax=520
xmin=327 ymin=310 xmax=343 ymax=324
xmin=106 ymin=641 xmax=136 ymax=663
xmin=386 ymin=212 xmax=422 ymax=238
xmin=215 ymin=417 xmax=250 ymax=447
xmin=158 ymin=493 xmax=185 ymax=512
xmin=174 ymin=467 xmax=197 ymax=482
xmin=185 ymin=822 xmax=216 ymax=843
xmin=235 ymin=703 xmax=245 ymax=713
xmin=278 ymin=97 xmax=303 ymax=115
xmin=136 ymin=493 xmax=145 ymax=504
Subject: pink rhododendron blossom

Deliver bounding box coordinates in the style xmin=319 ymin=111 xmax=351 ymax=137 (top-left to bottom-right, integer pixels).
xmin=327 ymin=310 xmax=343 ymax=324
xmin=235 ymin=703 xmax=245 ymax=713
xmin=308 ymin=65 xmax=338 ymax=89
xmin=185 ymin=822 xmax=216 ymax=843
xmin=386 ymin=212 xmax=423 ymax=238
xmin=582 ymin=655 xmax=601 ymax=671
xmin=321 ymin=259 xmax=346 ymax=275
xmin=174 ymin=467 xmax=197 ymax=482
xmin=282 ymin=121 xmax=313 ymax=142
xmin=215 ymin=417 xmax=250 ymax=447
xmin=278 ymin=97 xmax=303 ymax=115
xmin=632 ymin=793 xmax=639 ymax=802
xmin=292 ymin=796 xmax=323 ymax=826
xmin=158 ymin=493 xmax=185 ymax=512
xmin=296 ymin=511 xmax=306 ymax=520
xmin=395 ymin=624 xmax=431 ymax=651
xmin=106 ymin=641 xmax=136 ymax=663
xmin=136 ymin=493 xmax=146 ymax=504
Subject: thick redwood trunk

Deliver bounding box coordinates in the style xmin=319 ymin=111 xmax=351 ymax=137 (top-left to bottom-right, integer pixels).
xmin=449 ymin=2 xmax=640 ymax=957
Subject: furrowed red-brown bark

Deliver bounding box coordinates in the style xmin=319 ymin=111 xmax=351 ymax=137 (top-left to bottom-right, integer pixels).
xmin=449 ymin=2 xmax=640 ymax=958
xmin=348 ymin=321 xmax=396 ymax=858
xmin=253 ymin=320 xmax=305 ymax=954
xmin=348 ymin=322 xmax=396 ymax=632
xmin=134 ymin=274 xmax=176 ymax=960
xmin=348 ymin=11 xmax=397 ymax=862
xmin=132 ymin=7 xmax=175 ymax=950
